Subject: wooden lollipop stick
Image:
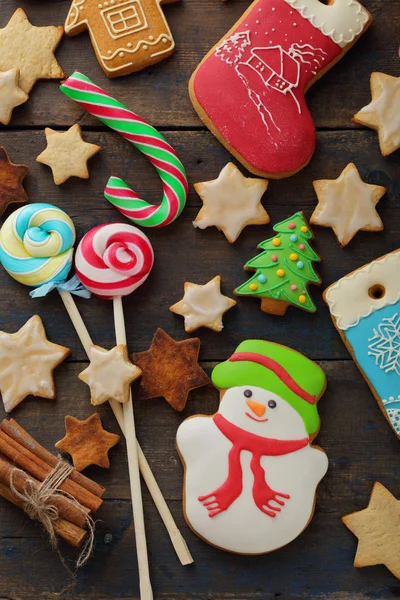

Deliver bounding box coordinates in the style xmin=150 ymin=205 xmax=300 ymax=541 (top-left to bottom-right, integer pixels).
xmin=58 ymin=289 xmax=193 ymax=565
xmin=114 ymin=295 xmax=152 ymax=600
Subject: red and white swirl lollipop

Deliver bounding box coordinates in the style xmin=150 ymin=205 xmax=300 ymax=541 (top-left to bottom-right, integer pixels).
xmin=76 ymin=222 xmax=155 ymax=599
xmin=75 ymin=223 xmax=154 ymax=299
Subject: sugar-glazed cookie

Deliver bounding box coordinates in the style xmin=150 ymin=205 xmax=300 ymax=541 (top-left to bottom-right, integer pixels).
xmin=324 ymin=249 xmax=400 ymax=439
xmin=177 ymin=340 xmax=328 ymax=554
xmin=189 ymin=0 xmax=371 ymax=178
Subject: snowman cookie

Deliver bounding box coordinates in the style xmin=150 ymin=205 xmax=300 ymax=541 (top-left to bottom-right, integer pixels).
xmin=324 ymin=249 xmax=400 ymax=439
xmin=176 ymin=340 xmax=328 ymax=554
xmin=189 ymin=0 xmax=371 ymax=178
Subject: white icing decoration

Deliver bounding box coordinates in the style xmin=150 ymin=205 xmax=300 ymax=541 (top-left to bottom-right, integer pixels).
xmin=170 ymin=276 xmax=236 ymax=333
xmin=177 ymin=386 xmax=328 ymax=554
xmin=382 ymin=396 xmax=400 ymax=436
xmin=368 ymin=314 xmax=400 ymax=376
xmin=325 ymin=250 xmax=400 ymax=331
xmin=284 ymin=0 xmax=369 ymax=48
xmin=312 ymin=163 xmax=384 ymax=246
xmin=215 ymin=30 xmax=331 ymax=133
xmin=0 ymin=69 xmax=28 ymax=126
xmin=64 ymin=0 xmax=174 ymax=73
xmin=358 ymin=74 xmax=400 ymax=149
xmin=193 ymin=162 xmax=269 ymax=243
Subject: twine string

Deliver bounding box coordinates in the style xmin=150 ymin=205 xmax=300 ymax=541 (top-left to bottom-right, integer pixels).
xmin=9 ymin=460 xmax=95 ymax=568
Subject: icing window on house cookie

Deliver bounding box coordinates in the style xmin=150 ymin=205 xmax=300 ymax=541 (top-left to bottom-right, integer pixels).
xmin=102 ymin=1 xmax=148 ymax=38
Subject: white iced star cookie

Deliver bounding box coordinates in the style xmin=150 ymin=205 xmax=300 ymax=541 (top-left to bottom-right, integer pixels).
xmin=36 ymin=124 xmax=100 ymax=185
xmin=193 ymin=163 xmax=270 ymax=243
xmin=0 ymin=69 xmax=28 ymax=125
xmin=170 ymin=276 xmax=237 ymax=333
xmin=311 ymin=163 xmax=386 ymax=247
xmin=79 ymin=344 xmax=142 ymax=406
xmin=0 ymin=315 xmax=70 ymax=413
xmin=354 ymin=73 xmax=400 ymax=156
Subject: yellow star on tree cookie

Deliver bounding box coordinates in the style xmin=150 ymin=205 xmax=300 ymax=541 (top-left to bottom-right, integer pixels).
xmin=0 ymin=69 xmax=28 ymax=125
xmin=170 ymin=276 xmax=236 ymax=333
xmin=56 ymin=414 xmax=120 ymax=472
xmin=0 ymin=315 xmax=70 ymax=413
xmin=342 ymin=482 xmax=400 ymax=579
xmin=193 ymin=162 xmax=270 ymax=243
xmin=79 ymin=344 xmax=142 ymax=406
xmin=36 ymin=124 xmax=101 ymax=185
xmin=310 ymin=163 xmax=386 ymax=247
xmin=0 ymin=9 xmax=64 ymax=94
xmin=354 ymin=73 xmax=400 ymax=156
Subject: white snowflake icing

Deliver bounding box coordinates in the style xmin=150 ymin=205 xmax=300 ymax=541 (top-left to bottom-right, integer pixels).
xmin=382 ymin=396 xmax=400 ymax=436
xmin=368 ymin=313 xmax=400 ymax=376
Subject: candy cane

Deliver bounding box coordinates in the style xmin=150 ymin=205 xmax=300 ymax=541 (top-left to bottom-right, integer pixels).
xmin=60 ymin=71 xmax=188 ymax=229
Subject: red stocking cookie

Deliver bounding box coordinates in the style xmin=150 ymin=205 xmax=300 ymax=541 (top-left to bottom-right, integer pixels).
xmin=190 ymin=0 xmax=371 ymax=178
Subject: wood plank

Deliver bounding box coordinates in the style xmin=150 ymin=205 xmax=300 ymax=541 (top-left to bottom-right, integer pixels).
xmin=0 ymin=130 xmax=397 ymax=362
xmin=0 ymin=0 xmax=398 ymax=129
xmin=0 ymin=361 xmax=398 ymax=599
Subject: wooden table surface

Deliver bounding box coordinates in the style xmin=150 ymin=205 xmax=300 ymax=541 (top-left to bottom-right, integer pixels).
xmin=0 ymin=0 xmax=399 ymax=598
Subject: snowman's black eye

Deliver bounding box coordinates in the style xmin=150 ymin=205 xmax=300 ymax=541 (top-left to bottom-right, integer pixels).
xmin=268 ymin=400 xmax=277 ymax=409
xmin=243 ymin=389 xmax=252 ymax=398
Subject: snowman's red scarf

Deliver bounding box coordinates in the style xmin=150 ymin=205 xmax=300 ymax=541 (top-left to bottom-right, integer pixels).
xmin=198 ymin=414 xmax=308 ymax=518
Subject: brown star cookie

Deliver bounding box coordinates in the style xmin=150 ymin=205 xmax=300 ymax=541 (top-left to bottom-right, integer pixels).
xmin=342 ymin=482 xmax=400 ymax=579
xmin=0 ymin=315 xmax=70 ymax=413
xmin=0 ymin=147 xmax=29 ymax=217
xmin=131 ymin=328 xmax=210 ymax=411
xmin=55 ymin=413 xmax=120 ymax=472
xmin=0 ymin=9 xmax=64 ymax=94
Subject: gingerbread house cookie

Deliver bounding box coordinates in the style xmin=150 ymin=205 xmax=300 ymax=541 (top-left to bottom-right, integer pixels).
xmin=65 ymin=0 xmax=178 ymax=77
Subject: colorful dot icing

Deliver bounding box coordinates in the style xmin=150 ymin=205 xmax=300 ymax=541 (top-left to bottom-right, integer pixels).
xmin=250 ymin=283 xmax=258 ymax=291
xmin=258 ymin=274 xmax=267 ymax=283
xmin=288 ymin=222 xmax=296 ymax=230
xmin=290 ymin=234 xmax=298 ymax=242
xmin=272 ymin=238 xmax=281 ymax=247
xmin=235 ymin=212 xmax=321 ymax=313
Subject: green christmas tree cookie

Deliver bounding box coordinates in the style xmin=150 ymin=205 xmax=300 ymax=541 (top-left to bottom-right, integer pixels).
xmin=235 ymin=212 xmax=321 ymax=315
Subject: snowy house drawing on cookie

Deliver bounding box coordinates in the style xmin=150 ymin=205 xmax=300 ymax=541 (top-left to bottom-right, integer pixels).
xmin=245 ymin=46 xmax=301 ymax=94
xmin=65 ymin=0 xmax=178 ymax=77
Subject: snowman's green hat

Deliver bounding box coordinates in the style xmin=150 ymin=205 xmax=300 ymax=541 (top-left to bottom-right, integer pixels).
xmin=212 ymin=340 xmax=326 ymax=434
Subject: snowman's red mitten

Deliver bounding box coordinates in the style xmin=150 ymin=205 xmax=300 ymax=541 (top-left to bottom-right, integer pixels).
xmin=189 ymin=0 xmax=371 ymax=178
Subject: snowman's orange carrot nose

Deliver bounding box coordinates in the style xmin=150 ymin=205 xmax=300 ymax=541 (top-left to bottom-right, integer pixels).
xmin=246 ymin=400 xmax=266 ymax=418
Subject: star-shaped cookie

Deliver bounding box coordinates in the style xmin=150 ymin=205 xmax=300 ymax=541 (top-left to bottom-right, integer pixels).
xmin=354 ymin=73 xmax=400 ymax=156
xmin=342 ymin=482 xmax=400 ymax=579
xmin=0 ymin=315 xmax=70 ymax=413
xmin=311 ymin=163 xmax=386 ymax=247
xmin=193 ymin=162 xmax=270 ymax=243
xmin=170 ymin=276 xmax=236 ymax=333
xmin=0 ymin=9 xmax=64 ymax=94
xmin=0 ymin=69 xmax=28 ymax=125
xmin=36 ymin=125 xmax=101 ymax=185
xmin=56 ymin=414 xmax=120 ymax=472
xmin=79 ymin=344 xmax=142 ymax=406
xmin=0 ymin=147 xmax=29 ymax=217
xmin=131 ymin=328 xmax=210 ymax=411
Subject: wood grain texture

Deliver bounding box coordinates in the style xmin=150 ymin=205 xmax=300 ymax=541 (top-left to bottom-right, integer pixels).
xmin=0 ymin=361 xmax=399 ymax=599
xmin=0 ymin=0 xmax=399 ymax=597
xmin=0 ymin=0 xmax=397 ymax=129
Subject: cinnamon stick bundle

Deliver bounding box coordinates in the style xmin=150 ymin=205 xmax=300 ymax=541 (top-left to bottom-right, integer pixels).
xmin=0 ymin=419 xmax=104 ymax=549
